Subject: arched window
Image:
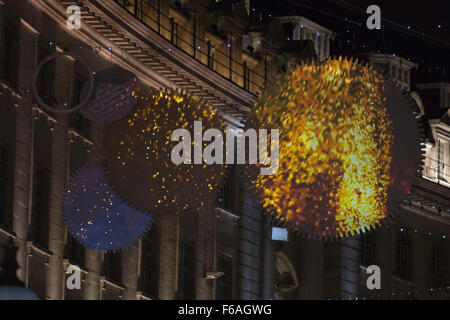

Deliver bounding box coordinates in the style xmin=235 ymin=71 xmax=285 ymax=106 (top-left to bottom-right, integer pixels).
xmin=274 ymin=252 xmax=299 ymax=299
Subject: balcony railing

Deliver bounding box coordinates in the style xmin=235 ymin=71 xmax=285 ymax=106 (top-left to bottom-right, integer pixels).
xmin=114 ymin=0 xmax=267 ymax=96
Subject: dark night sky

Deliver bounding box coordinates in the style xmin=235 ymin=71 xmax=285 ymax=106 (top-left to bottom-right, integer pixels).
xmin=251 ymin=0 xmax=450 ymax=85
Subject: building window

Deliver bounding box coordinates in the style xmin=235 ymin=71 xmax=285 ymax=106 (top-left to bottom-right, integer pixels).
xmin=73 ymin=73 xmax=85 ymax=106
xmin=404 ymin=70 xmax=409 ymax=84
xmin=140 ymin=227 xmax=159 ymax=297
xmin=0 ymin=146 xmax=12 ymax=230
xmin=392 ymin=64 xmax=397 ymax=79
xmin=178 ymin=240 xmax=195 ymax=299
xmin=398 ymin=68 xmax=403 ymax=82
xmin=437 ymin=139 xmax=448 ymax=181
xmin=217 ymin=169 xmax=233 ymax=211
xmin=217 ymin=165 xmax=237 ymax=212
xmin=1 ymin=22 xmax=19 ymax=87
xmin=292 ymin=25 xmax=300 ymax=40
xmin=312 ymin=34 xmax=317 ymax=52
xmin=37 ymin=45 xmax=54 ymax=107
xmin=395 ymin=233 xmax=411 ymax=280
xmin=71 ymin=74 xmax=91 ymax=137
xmin=216 ymin=254 xmax=232 ymax=300
xmin=317 ymin=36 xmax=323 ymax=58
xmin=71 ymin=111 xmax=91 ymax=138
xmin=360 ymin=233 xmax=374 ymax=267
xmin=31 ymin=167 xmax=49 ymax=248
xmin=432 ymin=245 xmax=447 ymax=288
xmin=66 ymin=235 xmax=85 ymax=267
xmin=65 ymin=234 xmax=85 ymax=268
xmin=104 ymin=251 xmax=123 ymax=284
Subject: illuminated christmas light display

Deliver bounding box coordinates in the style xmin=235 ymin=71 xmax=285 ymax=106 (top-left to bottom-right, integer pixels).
xmin=80 ymin=67 xmax=141 ymax=123
xmin=104 ymin=89 xmax=227 ymax=214
xmin=251 ymin=57 xmax=422 ymax=237
xmin=62 ymin=163 xmax=152 ymax=251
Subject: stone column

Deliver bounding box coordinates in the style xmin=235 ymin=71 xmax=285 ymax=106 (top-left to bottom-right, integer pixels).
xmin=46 ymin=120 xmax=68 ymax=299
xmin=13 ymin=19 xmax=38 ymax=284
xmin=82 ymin=107 xmax=106 ymax=301
xmin=158 ymin=211 xmax=177 ymax=299
xmin=121 ymin=243 xmax=140 ymax=300
xmin=83 ymin=249 xmax=102 ymax=300
xmin=45 ymin=53 xmax=73 ymax=300
xmin=195 ymin=203 xmax=216 ymax=299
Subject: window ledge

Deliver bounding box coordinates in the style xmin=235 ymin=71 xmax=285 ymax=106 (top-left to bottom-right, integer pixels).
xmin=422 ymin=175 xmax=450 ymax=188
xmin=136 ymin=291 xmax=153 ymax=300
xmin=68 ymin=128 xmax=94 ymax=147
xmin=100 ymin=276 xmax=125 ymax=291
xmin=32 ymin=105 xmax=58 ymax=125
xmin=63 ymin=259 xmax=88 ymax=278
xmin=392 ymin=274 xmax=416 ymax=287
xmin=26 ymin=241 xmax=53 ymax=258
xmin=0 ymin=226 xmax=16 ymax=239
xmin=0 ymin=81 xmax=22 ymax=100
xmin=215 ymin=206 xmax=240 ymax=220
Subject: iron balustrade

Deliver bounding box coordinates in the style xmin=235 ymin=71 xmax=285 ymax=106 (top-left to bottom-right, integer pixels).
xmin=114 ymin=0 xmax=267 ymax=96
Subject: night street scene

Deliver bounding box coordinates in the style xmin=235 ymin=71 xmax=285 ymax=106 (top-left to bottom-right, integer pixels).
xmin=0 ymin=0 xmax=449 ymax=310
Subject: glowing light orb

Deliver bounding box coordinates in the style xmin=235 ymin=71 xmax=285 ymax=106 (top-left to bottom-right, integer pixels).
xmin=62 ymin=163 xmax=152 ymax=251
xmin=104 ymin=89 xmax=226 ymax=214
xmin=252 ymin=57 xmax=420 ymax=237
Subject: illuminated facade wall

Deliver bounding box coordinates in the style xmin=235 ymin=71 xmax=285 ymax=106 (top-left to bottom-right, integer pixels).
xmin=0 ymin=0 xmax=280 ymax=300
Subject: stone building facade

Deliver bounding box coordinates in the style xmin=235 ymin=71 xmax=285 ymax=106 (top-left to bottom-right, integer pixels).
xmin=0 ymin=0 xmax=448 ymax=300
xmin=0 ymin=0 xmax=281 ymax=300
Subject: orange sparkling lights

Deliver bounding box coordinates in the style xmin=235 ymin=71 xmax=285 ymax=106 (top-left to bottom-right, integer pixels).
xmin=253 ymin=58 xmax=394 ymax=237
xmin=105 ymin=89 xmax=226 ymax=214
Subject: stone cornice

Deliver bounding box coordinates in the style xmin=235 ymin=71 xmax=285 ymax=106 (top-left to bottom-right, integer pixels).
xmin=28 ymin=0 xmax=173 ymax=89
xmin=94 ymin=0 xmax=255 ymax=109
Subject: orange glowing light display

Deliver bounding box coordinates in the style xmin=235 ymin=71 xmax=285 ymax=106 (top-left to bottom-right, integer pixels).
xmin=253 ymin=57 xmax=396 ymax=237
